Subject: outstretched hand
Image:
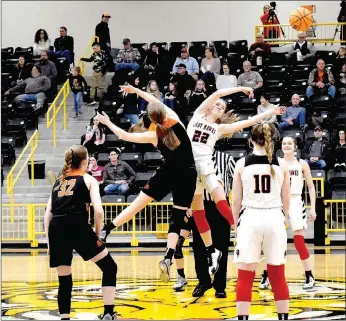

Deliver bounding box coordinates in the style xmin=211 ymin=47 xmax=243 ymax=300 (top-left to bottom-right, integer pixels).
xmin=272 ymin=105 xmax=286 ymax=115
xmin=242 ymin=87 xmax=254 ymax=98
xmin=119 ymin=85 xmax=137 ymax=94
xmin=96 ymin=112 xmax=110 ymax=125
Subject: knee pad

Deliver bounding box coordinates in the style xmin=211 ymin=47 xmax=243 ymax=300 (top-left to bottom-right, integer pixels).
xmin=174 ymin=236 xmax=185 ymax=259
xmin=96 ymin=253 xmax=117 ymax=287
xmin=267 ymin=264 xmax=289 ymax=301
xmin=168 ymin=208 xmax=186 ymax=235
xmin=236 ymin=269 xmax=255 ymax=302
xmin=293 ymin=235 xmax=310 ymax=260
xmin=193 ymin=210 xmax=210 ymax=234
xmin=58 ymin=274 xmax=73 ymax=315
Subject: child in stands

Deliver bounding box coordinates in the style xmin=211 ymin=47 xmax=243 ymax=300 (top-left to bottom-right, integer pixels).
xmin=68 ymin=66 xmax=87 ymax=118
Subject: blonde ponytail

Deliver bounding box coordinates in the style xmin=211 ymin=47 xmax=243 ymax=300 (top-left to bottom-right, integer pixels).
xmin=263 ymin=123 xmax=275 ymax=177
xmin=156 ymin=123 xmax=180 ymax=150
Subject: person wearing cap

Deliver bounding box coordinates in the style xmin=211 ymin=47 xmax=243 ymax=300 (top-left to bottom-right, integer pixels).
xmin=96 ymin=13 xmax=111 ymax=52
xmin=302 ymin=126 xmax=330 ymax=169
xmin=172 ymin=48 xmax=199 ymax=80
xmin=103 ymin=149 xmax=136 ymax=196
xmin=115 ymin=38 xmax=141 ymax=72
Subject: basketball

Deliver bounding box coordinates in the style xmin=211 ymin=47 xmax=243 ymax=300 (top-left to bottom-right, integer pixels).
xmin=289 ymin=7 xmax=314 ymax=31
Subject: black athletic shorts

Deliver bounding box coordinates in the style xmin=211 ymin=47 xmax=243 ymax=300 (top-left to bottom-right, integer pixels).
xmin=48 ymin=215 xmax=105 ymax=268
xmin=142 ymin=165 xmax=197 ymax=208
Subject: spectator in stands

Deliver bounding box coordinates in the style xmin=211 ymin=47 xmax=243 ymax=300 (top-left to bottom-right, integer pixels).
xmin=302 ymin=126 xmax=330 ymax=169
xmin=52 ymin=26 xmax=74 ymax=64
xmin=103 ymin=149 xmax=136 ymax=196
xmin=257 ymin=93 xmax=277 ymax=124
xmin=248 ymin=33 xmax=271 ymax=65
xmin=33 ymin=29 xmax=51 ymax=56
xmin=11 ymin=56 xmax=31 ymax=87
xmin=306 ymin=59 xmax=336 ymax=99
xmin=260 ymin=5 xmax=280 ymax=39
xmin=144 ymin=42 xmax=165 ymax=70
xmin=336 ymin=47 xmax=346 ymax=71
xmin=69 ymin=66 xmax=88 ymax=118
xmin=95 ymin=13 xmax=111 ymax=52
xmin=170 ymin=63 xmax=196 ymax=108
xmin=216 ymin=63 xmax=237 ymax=89
xmin=332 ymin=129 xmax=346 ymax=171
xmin=122 ymin=76 xmax=141 ymax=125
xmin=4 ymin=66 xmax=50 ymax=111
xmin=188 ymin=80 xmax=208 ymax=112
xmin=139 ymin=80 xmax=163 ymax=112
xmin=35 ymin=51 xmax=57 ymax=83
xmin=286 ymin=32 xmax=315 ymax=65
xmin=172 ymin=48 xmax=199 ymax=80
xmin=163 ymin=81 xmax=178 ymax=110
xmin=81 ymin=42 xmax=107 ymax=105
xmin=200 ymin=47 xmax=221 ymax=85
xmin=336 ymin=62 xmax=346 ymax=95
xmin=238 ymin=60 xmax=263 ymax=99
xmin=88 ymin=155 xmax=104 ymax=185
xmin=278 ymin=94 xmax=307 ymax=132
xmin=115 ymin=38 xmax=141 ymax=72
xmin=82 ymin=115 xmax=106 ymax=154
xmin=337 ymin=0 xmax=346 ymax=45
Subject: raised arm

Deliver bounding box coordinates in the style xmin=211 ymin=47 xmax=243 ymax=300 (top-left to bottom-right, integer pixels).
xmin=301 ymin=160 xmax=316 ymax=221
xmin=120 ymin=85 xmax=161 ymax=105
xmin=194 ymin=86 xmax=254 ymax=117
xmin=96 ymin=112 xmax=157 ymax=145
xmin=218 ymin=105 xmax=285 ymax=138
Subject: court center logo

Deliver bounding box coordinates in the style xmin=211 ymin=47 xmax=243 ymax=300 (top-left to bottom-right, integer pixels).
xmin=2 ymin=278 xmax=345 ymax=320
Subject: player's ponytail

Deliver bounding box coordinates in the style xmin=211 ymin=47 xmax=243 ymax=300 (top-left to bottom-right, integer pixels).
xmin=148 ymin=101 xmax=180 ymax=150
xmin=263 ymin=123 xmax=275 ymax=177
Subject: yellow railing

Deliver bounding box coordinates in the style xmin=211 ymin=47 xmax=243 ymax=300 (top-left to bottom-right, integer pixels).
xmin=6 ymin=130 xmax=39 ymax=218
xmin=46 ymin=35 xmax=99 ymax=147
xmin=255 ymin=22 xmax=346 ymax=45
xmin=303 ymin=178 xmax=324 ymax=207
xmin=324 ymin=200 xmax=346 ymax=234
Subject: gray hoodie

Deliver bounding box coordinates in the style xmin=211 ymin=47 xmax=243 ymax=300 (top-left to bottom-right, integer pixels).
xmin=9 ymin=75 xmax=51 ymax=94
xmin=35 ymin=60 xmax=57 ymax=81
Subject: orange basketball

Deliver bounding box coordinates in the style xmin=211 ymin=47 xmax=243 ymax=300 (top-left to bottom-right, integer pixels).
xmin=289 ymin=7 xmax=314 ymax=31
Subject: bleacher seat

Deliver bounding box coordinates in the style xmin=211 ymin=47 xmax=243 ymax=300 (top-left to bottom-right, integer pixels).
xmin=143 ymin=152 xmax=163 ymax=170
xmin=236 ymin=96 xmax=257 ymax=114
xmin=14 ymin=101 xmax=38 ymax=129
xmin=161 ymin=193 xmax=173 ymax=202
xmin=168 ymin=42 xmax=188 ymax=59
xmin=14 ymin=46 xmax=33 ymax=59
xmin=116 ymin=116 xmax=132 ymax=131
xmin=101 ymin=195 xmax=126 ymax=204
xmin=290 ymin=64 xmax=312 ymax=80
xmin=229 ymin=40 xmax=248 ymax=54
xmin=1 ymin=101 xmax=14 ymax=126
xmin=251 ymin=65 xmax=265 ymax=76
xmin=228 ymin=130 xmax=250 ymax=149
xmin=264 ymin=79 xmax=288 ymax=94
xmin=106 ymin=134 xmax=125 ymax=152
xmin=189 ymin=41 xmax=207 ymax=62
xmin=290 ymin=79 xmax=308 ymax=95
xmin=227 ymin=52 xmax=247 ymax=67
xmin=315 ymin=51 xmax=336 ymax=65
xmin=1 ymin=136 xmax=16 ymax=165
xmin=280 ymin=130 xmax=305 ymax=147
xmin=97 ymin=153 xmax=109 ymax=167
xmin=119 ymin=152 xmax=142 ymax=171
xmin=1 ymin=47 xmax=14 ymax=61
xmin=265 ymin=53 xmax=287 ymax=66
xmin=306 ymin=129 xmax=330 ymax=140
xmin=135 ymin=172 xmax=155 ymax=189
xmin=310 ymin=94 xmax=333 ymax=112
xmin=55 ymin=57 xmax=70 ymax=83
xmin=327 ymin=170 xmax=346 ymax=192
xmin=223 ymin=149 xmax=247 ymax=162
xmin=267 ymin=93 xmax=282 ymax=105
xmin=127 ymin=194 xmax=139 ymax=203
xmin=335 ymin=96 xmax=346 ymax=112
xmin=1 ymin=73 xmax=13 ymax=90
xmin=311 ymin=169 xmax=326 ymax=180
xmin=131 ymin=43 xmax=148 ymax=64
xmin=263 ymin=65 xmax=289 ymax=81
xmin=334 ymin=113 xmax=346 ymax=127
xmin=276 ymin=149 xmax=301 ymax=159
xmin=209 ymin=40 xmax=228 ymax=61
xmin=153 ymin=42 xmax=168 ymax=51
xmin=2 ymin=119 xmax=27 ymax=146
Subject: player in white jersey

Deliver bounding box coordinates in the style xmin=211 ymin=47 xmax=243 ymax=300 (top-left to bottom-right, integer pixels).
xmin=232 ymin=123 xmax=290 ymax=321
xmin=259 ymin=136 xmax=317 ymax=291
xmin=186 ymin=86 xmax=285 ymax=275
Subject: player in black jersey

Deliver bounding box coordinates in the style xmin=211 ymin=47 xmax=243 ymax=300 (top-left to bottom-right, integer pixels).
xmin=44 ymin=145 xmax=118 ymax=320
xmin=96 ymin=85 xmax=197 ymax=283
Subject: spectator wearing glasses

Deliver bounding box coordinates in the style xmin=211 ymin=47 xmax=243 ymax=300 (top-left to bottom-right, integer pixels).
xmin=306 ymin=59 xmax=336 ymax=99
xmin=248 ymin=33 xmax=271 ymax=66
xmin=172 ymin=48 xmax=199 ymax=81
xmin=302 ymin=126 xmax=330 ymax=169
xmin=286 ymin=32 xmax=315 ymax=65
xmin=278 ymin=94 xmax=308 ymax=132
xmin=115 ymin=38 xmax=141 ymax=72
xmin=103 ymin=149 xmax=136 ymax=196
xmin=51 ymin=26 xmax=74 ymax=64
xmin=33 ymin=29 xmax=51 ymax=56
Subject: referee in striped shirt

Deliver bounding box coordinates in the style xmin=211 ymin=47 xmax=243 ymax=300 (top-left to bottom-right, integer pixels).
xmin=192 ymin=150 xmax=236 ymax=298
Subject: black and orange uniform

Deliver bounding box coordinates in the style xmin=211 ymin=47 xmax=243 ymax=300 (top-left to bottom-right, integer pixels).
xmin=48 ymin=170 xmax=105 ymax=268
xmin=144 ymin=118 xmax=197 ymax=210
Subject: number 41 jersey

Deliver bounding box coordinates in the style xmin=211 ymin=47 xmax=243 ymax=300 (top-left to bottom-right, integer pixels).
xmin=241 ymin=154 xmax=284 ymax=209
xmin=187 ymin=115 xmax=219 ymax=162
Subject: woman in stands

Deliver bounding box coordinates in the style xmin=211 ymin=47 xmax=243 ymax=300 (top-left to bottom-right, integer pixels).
xmin=44 ymin=145 xmax=118 ymax=320
xmin=186 ymin=86 xmax=284 ymax=275
xmin=96 ymin=85 xmax=198 ymax=283
xmin=139 ymin=80 xmax=163 ymax=112
xmin=82 ymin=115 xmax=106 ymax=155
xmin=11 ymin=56 xmax=31 ymax=87
xmin=33 ymin=29 xmax=51 ymax=56
xmin=259 ymin=136 xmax=317 ymax=291
xmin=232 ymin=123 xmax=290 ymax=320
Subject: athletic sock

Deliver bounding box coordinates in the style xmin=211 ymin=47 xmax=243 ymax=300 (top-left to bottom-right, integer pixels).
xmin=104 ymin=304 xmax=114 ymax=316
xmin=61 ymin=318 xmax=70 ymax=320
xmin=58 ymin=274 xmax=72 ymax=316
xmin=164 ymin=248 xmax=175 ymax=260
xmin=238 ymin=316 xmax=249 ymax=320
xmin=263 ymin=270 xmax=268 ymax=278
xmin=206 ymin=245 xmax=215 ymax=255
xmin=177 ymin=268 xmax=185 ymax=278
xmin=305 ymin=270 xmax=313 ymax=278
xmin=278 ymin=313 xmax=288 ymax=320
xmin=216 ymin=200 xmax=234 ymax=226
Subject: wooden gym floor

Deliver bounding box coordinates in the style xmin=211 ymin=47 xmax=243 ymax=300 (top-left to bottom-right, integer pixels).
xmin=1 ymin=245 xmax=345 ymax=320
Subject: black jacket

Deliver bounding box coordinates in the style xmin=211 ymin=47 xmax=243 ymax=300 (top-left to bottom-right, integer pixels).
xmin=95 ymin=21 xmax=110 ymax=50
xmin=54 ymin=35 xmax=74 ymax=52
xmin=302 ymin=137 xmax=330 ymax=160
xmin=11 ymin=64 xmax=31 ymax=82
xmin=170 ymin=73 xmax=195 ymax=97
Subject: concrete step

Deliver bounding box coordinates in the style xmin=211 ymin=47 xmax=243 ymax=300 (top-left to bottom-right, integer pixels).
xmin=2 ymin=193 xmax=51 ymax=204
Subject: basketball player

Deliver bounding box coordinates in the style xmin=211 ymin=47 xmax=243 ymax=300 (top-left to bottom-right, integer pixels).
xmin=44 ymin=145 xmax=118 ymax=320
xmin=186 ymin=86 xmax=285 ymax=275
xmin=259 ymin=136 xmax=316 ymax=290
xmin=232 ymin=123 xmax=290 ymax=320
xmin=96 ymin=85 xmax=199 ymax=282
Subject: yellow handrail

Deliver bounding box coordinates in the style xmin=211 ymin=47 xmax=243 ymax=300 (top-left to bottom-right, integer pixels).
xmin=46 ymin=35 xmax=99 ymax=146
xmin=254 ymin=22 xmax=346 ymax=45
xmin=6 ymin=130 xmax=39 ymax=220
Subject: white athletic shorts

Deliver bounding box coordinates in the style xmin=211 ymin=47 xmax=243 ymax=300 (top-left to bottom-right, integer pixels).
xmin=289 ymin=196 xmax=307 ymax=231
xmin=234 ymin=207 xmax=287 ymax=265
xmin=194 ymin=159 xmax=222 ymax=195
